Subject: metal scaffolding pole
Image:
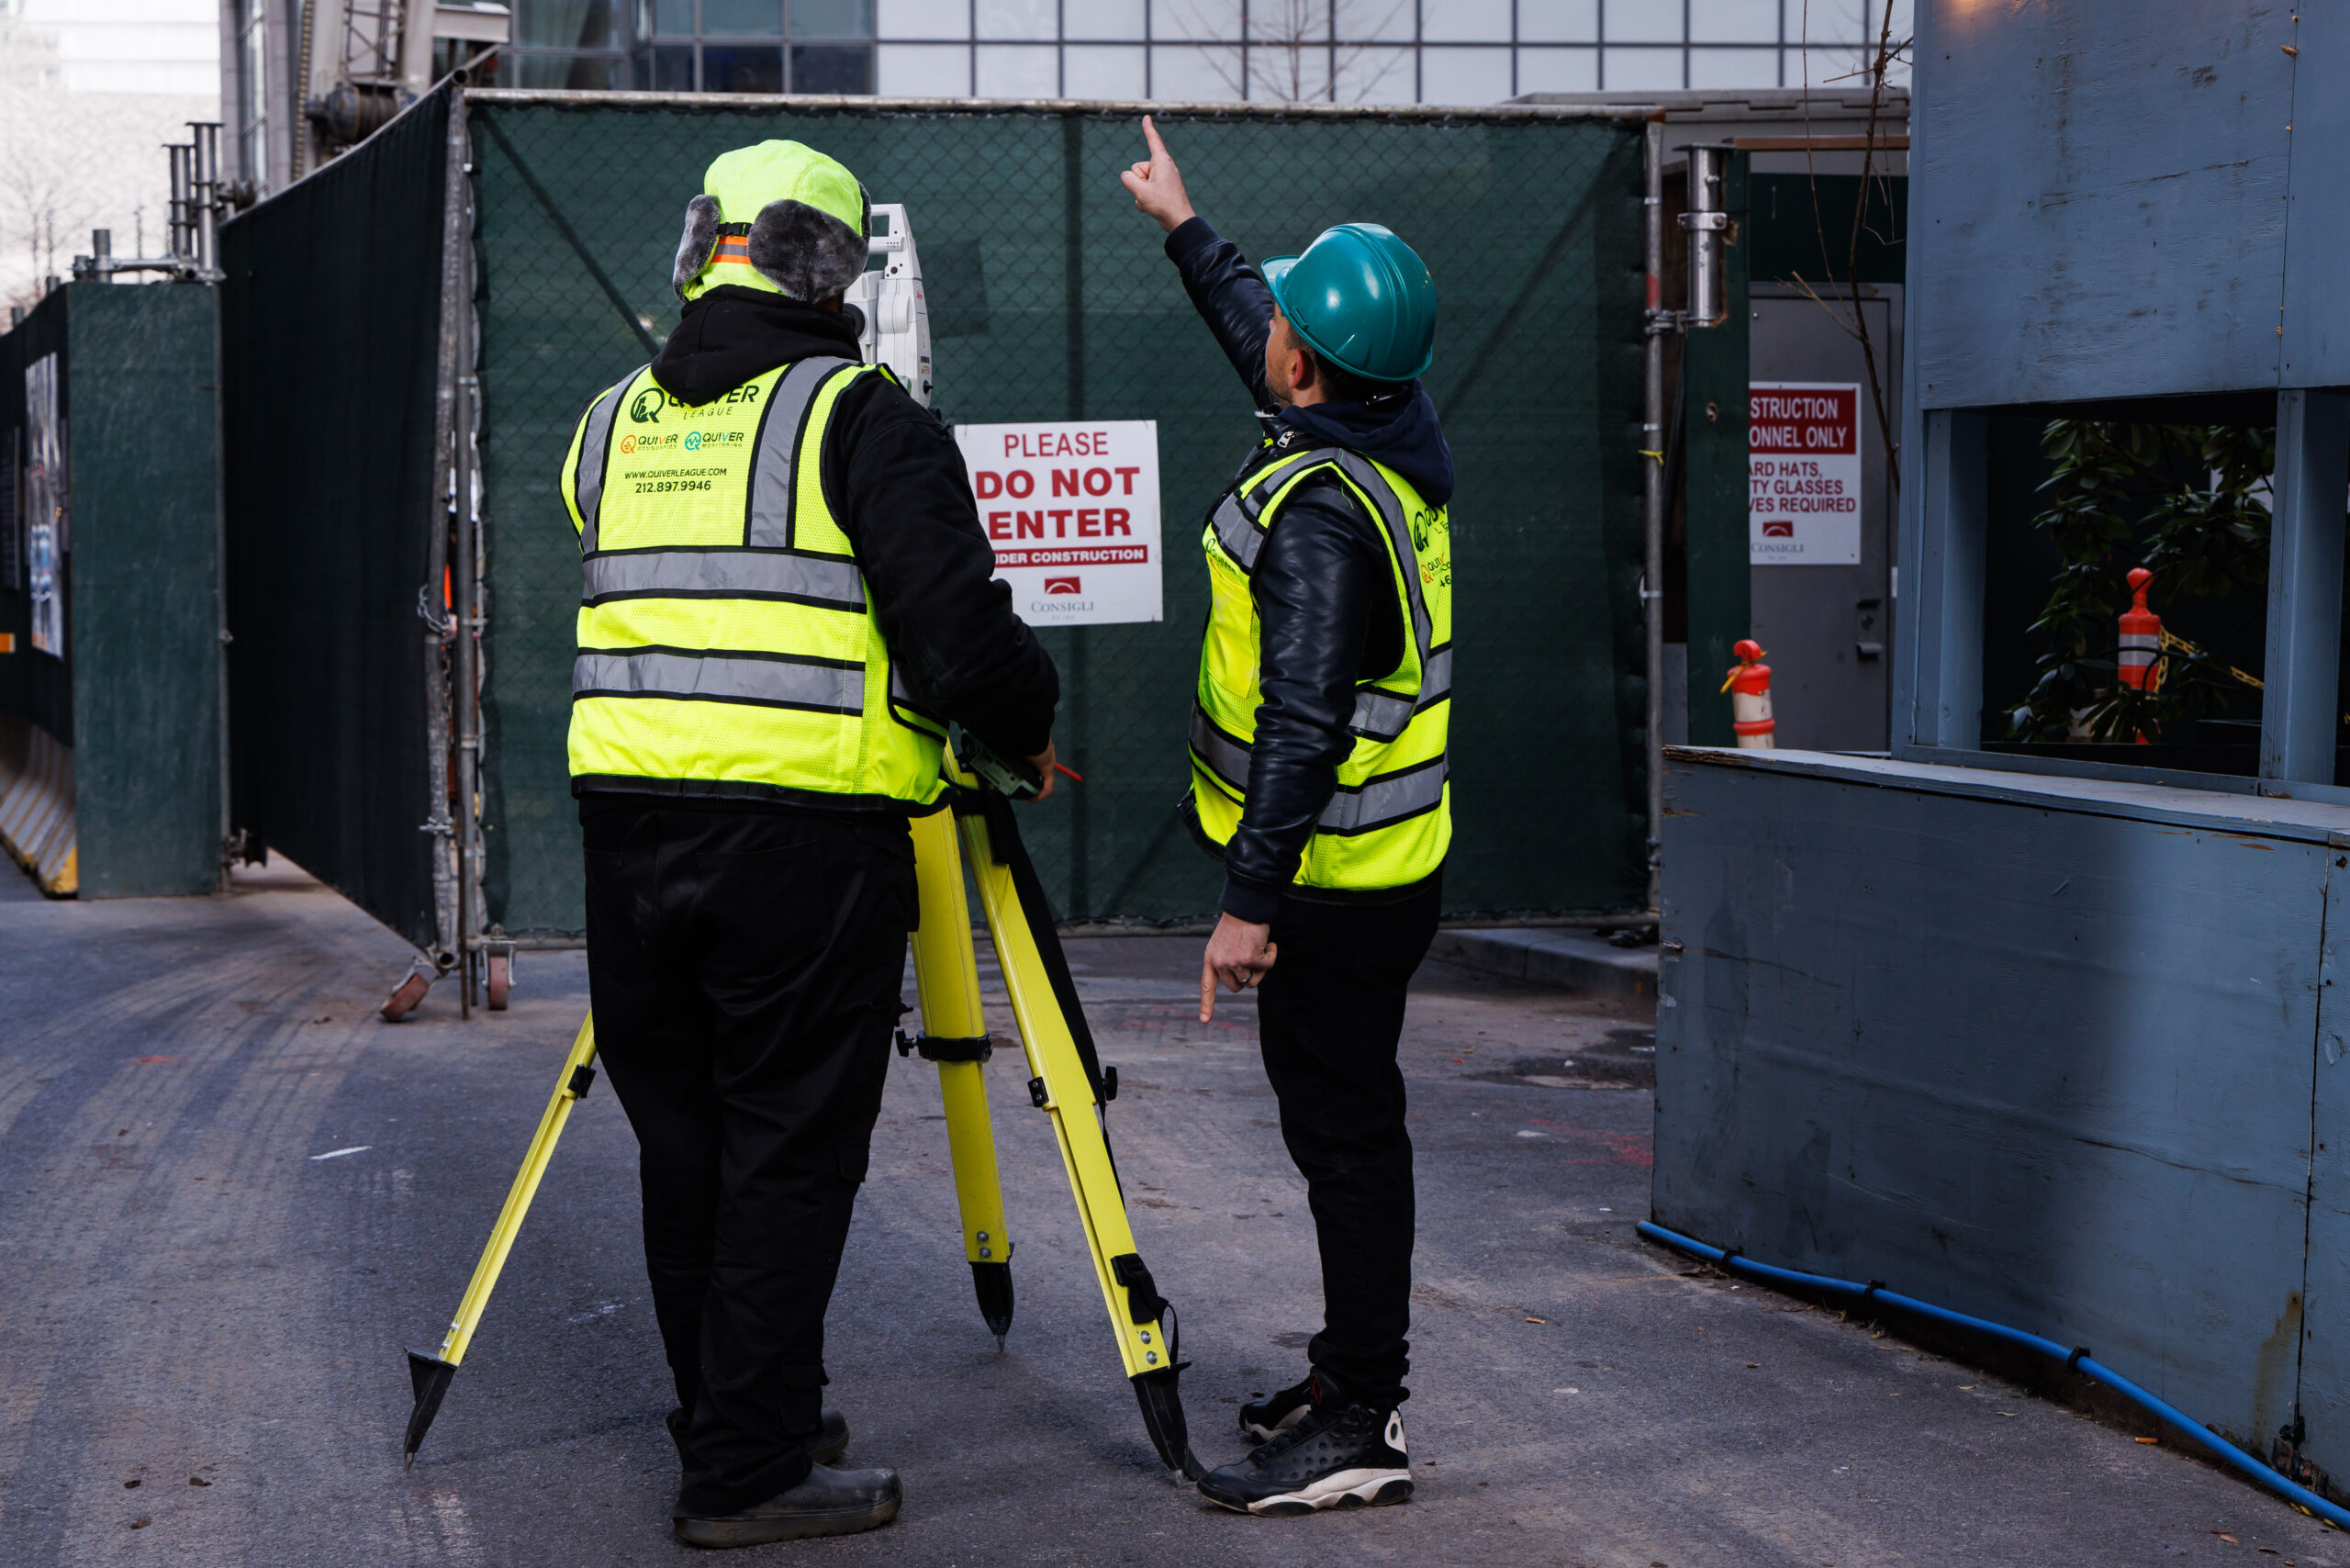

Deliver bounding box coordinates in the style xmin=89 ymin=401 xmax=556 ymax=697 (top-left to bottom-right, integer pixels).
xmin=1642 ymin=116 xmax=1666 ymax=913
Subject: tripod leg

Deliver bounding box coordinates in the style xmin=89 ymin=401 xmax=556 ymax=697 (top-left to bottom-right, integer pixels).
xmin=953 ymin=795 xmax=1203 ymax=1479
xmin=402 ymin=1014 xmax=599 ymax=1468
xmin=907 ymin=808 xmax=1016 ymax=1342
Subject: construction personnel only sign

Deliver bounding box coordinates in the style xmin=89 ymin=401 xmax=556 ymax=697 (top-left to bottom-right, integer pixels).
xmin=955 ymin=420 xmax=1162 ymax=625
xmin=1750 ymin=382 xmax=1863 ymax=566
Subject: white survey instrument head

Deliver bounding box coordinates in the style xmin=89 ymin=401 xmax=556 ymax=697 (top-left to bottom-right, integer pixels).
xmin=845 ymin=203 xmax=933 ymax=408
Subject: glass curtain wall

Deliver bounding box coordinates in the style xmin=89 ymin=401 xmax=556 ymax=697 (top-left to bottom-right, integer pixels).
xmin=492 ymin=0 xmax=1908 ymax=101
xmin=874 ymin=0 xmax=1915 ymax=103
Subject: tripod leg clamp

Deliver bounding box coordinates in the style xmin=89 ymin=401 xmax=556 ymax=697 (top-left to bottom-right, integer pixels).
xmin=895 ymin=1029 xmax=993 ymax=1063
xmin=1110 ymin=1251 xmax=1169 ymax=1326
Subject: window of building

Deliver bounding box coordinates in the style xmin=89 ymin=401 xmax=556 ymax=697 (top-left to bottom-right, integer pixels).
xmin=512 ymin=0 xmax=874 ymax=91
xmin=498 ymin=0 xmax=630 ymax=86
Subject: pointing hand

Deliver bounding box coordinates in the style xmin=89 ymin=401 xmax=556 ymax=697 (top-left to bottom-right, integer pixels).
xmin=1119 ymin=115 xmax=1197 ymax=234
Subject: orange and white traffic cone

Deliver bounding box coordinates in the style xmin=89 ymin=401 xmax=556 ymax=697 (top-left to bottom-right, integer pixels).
xmin=2118 ymin=567 xmax=2160 ymax=744
xmin=2119 ymin=567 xmax=2162 ymax=692
xmin=1723 ymin=639 xmax=1775 ymax=749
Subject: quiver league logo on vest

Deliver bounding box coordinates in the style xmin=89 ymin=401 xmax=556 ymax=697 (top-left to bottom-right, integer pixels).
xmin=1190 ymin=441 xmax=1453 ymax=891
xmin=560 ymin=357 xmax=948 ymax=810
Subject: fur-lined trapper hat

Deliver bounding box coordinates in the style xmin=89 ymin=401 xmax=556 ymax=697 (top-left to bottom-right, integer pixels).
xmin=672 ymin=140 xmax=871 ymax=303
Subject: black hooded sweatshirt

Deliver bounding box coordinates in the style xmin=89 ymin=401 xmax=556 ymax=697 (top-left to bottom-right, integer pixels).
xmin=576 ymin=286 xmax=1059 ymax=821
xmin=1164 ymin=218 xmax=1458 ymax=923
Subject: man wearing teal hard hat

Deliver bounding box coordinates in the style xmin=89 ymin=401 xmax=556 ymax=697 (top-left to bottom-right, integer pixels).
xmin=561 ymin=140 xmax=1060 ymax=1547
xmin=1123 ymin=117 xmax=1454 ymax=1518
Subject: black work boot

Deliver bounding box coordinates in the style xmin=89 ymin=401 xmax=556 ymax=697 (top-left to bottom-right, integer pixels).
xmin=1198 ymin=1371 xmax=1411 ymax=1517
xmin=666 ymin=1406 xmax=849 ymax=1473
xmin=1237 ymin=1373 xmax=1315 ymax=1443
xmin=672 ymin=1463 xmax=902 ymax=1548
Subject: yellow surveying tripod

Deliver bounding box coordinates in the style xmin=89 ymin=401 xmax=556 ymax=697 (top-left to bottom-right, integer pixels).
xmin=401 ymin=744 xmax=1203 ymax=1481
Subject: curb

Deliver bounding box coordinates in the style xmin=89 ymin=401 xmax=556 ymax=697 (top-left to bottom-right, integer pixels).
xmin=1427 ymin=927 xmax=1657 ymax=999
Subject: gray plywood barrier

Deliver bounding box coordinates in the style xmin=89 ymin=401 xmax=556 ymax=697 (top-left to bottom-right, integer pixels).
xmin=1658 ymin=747 xmax=2350 ymax=1484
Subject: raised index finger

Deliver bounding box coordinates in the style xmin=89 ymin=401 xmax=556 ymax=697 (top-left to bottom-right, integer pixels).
xmin=1141 ymin=114 xmax=1169 ymax=162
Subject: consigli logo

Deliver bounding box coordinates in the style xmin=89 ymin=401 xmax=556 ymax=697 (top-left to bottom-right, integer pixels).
xmin=1044 ymin=576 xmax=1080 ymax=594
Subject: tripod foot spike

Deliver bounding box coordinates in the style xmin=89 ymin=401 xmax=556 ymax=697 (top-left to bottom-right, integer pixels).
xmin=970 ymin=1260 xmax=1014 ymax=1342
xmin=403 ymin=1350 xmax=458 ymax=1469
xmin=1132 ymin=1365 xmax=1205 ymax=1481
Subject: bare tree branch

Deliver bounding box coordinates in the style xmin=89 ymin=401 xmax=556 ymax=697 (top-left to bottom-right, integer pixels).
xmin=1174 ymin=0 xmax=1413 ymax=105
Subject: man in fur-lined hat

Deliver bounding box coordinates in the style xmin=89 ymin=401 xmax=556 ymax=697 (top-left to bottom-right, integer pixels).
xmin=558 ymin=140 xmax=1059 ymax=1549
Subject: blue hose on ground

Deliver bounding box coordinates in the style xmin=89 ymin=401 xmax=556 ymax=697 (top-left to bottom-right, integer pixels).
xmin=1637 ymin=1219 xmax=2350 ymax=1532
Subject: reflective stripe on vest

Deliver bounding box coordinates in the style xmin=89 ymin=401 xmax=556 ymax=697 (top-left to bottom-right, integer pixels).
xmin=1187 ymin=705 xmax=1448 ymax=834
xmin=574 ymin=379 xmax=628 ymax=554
xmin=564 ymin=358 xmax=946 ymax=808
xmin=1204 ymin=447 xmax=1310 ymax=569
xmin=581 ymin=548 xmax=867 ymax=610
xmin=1349 ymin=644 xmax=1451 ymax=741
xmin=1188 ymin=705 xmax=1253 ymax=793
xmin=747 ymin=357 xmax=851 ymax=546
xmin=1317 ymin=755 xmax=1449 ymax=834
xmin=574 ymin=648 xmax=864 ymax=712
xmin=1189 ymin=441 xmax=1452 ymax=889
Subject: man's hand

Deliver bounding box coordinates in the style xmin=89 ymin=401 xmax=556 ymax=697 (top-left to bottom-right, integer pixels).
xmin=1120 ymin=115 xmax=1197 ymax=234
xmin=1199 ymin=911 xmax=1276 ymax=1022
xmin=1024 ymin=740 xmax=1058 ymax=802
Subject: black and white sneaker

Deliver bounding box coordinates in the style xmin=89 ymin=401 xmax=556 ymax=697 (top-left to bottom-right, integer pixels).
xmin=1199 ymin=1380 xmax=1411 ymax=1517
xmin=1238 ymin=1373 xmax=1316 ymax=1443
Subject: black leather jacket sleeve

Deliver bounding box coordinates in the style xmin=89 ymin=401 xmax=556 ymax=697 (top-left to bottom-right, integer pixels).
xmin=824 ymin=374 xmax=1060 ymax=760
xmin=1166 ymin=217 xmax=1278 ymax=408
xmin=1166 ymin=218 xmax=1396 ymax=923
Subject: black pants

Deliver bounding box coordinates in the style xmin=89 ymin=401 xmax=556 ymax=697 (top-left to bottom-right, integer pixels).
xmin=1255 ymin=876 xmax=1441 ymax=1413
xmin=583 ymin=803 xmax=915 ymax=1516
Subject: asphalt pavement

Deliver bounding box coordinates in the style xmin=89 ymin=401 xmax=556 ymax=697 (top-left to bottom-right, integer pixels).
xmin=1 ymin=857 xmax=2342 ymax=1566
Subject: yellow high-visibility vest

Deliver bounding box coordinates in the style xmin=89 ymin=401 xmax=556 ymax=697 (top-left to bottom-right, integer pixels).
xmin=559 ymin=357 xmax=947 ymax=810
xmin=1190 ymin=440 xmax=1452 ymax=891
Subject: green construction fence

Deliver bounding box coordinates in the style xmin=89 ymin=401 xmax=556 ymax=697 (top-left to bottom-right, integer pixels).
xmin=224 ymin=84 xmax=1653 ymax=958
xmin=0 ymin=281 xmax=222 ymax=898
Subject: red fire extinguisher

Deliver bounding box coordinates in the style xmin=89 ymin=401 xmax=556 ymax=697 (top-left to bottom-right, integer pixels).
xmin=1722 ymin=639 xmax=1775 ymax=749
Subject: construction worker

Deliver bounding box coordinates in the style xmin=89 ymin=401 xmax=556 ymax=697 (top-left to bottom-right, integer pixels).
xmin=1121 ymin=118 xmax=1452 ymax=1516
xmin=560 ymin=141 xmax=1059 ymax=1549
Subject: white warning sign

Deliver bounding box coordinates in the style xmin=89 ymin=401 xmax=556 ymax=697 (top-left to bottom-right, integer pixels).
xmin=1750 ymin=382 xmax=1862 ymax=566
xmin=955 ymin=420 xmax=1162 ymax=626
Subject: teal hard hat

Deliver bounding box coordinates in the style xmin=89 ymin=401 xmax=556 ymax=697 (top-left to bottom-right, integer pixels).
xmin=1261 ymin=223 xmax=1437 ymax=384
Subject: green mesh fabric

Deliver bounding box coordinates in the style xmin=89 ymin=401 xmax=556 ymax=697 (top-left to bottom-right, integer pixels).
xmin=221 ymin=88 xmax=450 ymax=947
xmin=465 ymin=96 xmax=1648 ymax=937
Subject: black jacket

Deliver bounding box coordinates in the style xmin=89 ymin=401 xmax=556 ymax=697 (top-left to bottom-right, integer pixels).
xmin=1165 ymin=218 xmax=1457 ymax=923
xmin=577 ymin=287 xmax=1058 ymax=818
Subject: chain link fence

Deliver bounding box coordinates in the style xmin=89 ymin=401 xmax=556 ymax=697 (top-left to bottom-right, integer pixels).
xmin=225 ymin=87 xmax=1651 ymax=953
xmin=471 ymin=92 xmax=1650 ymax=940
